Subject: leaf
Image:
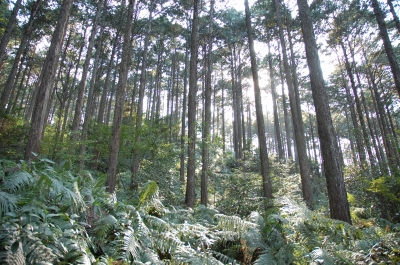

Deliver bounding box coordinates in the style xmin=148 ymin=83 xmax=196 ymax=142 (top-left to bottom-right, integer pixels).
xmin=10 ymin=241 xmax=19 ymax=254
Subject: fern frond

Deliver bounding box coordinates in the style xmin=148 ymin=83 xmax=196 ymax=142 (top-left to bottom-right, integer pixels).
xmin=214 ymin=214 xmax=258 ymax=238
xmin=0 ymin=192 xmax=18 ymax=217
xmin=93 ymin=214 xmax=119 ymax=238
xmin=138 ymin=181 xmax=159 ymax=210
xmin=310 ymin=248 xmax=337 ymax=265
xmin=254 ymin=247 xmax=277 ymax=265
xmin=122 ymin=227 xmax=139 ymax=260
xmin=2 ymin=171 xmax=34 ymax=193
xmin=210 ymin=250 xmax=237 ymax=264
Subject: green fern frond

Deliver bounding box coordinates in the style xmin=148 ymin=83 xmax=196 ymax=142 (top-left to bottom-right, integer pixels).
xmin=210 ymin=250 xmax=237 ymax=264
xmin=0 ymin=192 xmax=18 ymax=217
xmin=138 ymin=181 xmax=159 ymax=210
xmin=310 ymin=248 xmax=337 ymax=265
xmin=122 ymin=227 xmax=139 ymax=260
xmin=2 ymin=171 xmax=34 ymax=193
xmin=214 ymin=214 xmax=258 ymax=237
xmin=145 ymin=215 xmax=170 ymax=233
xmin=254 ymin=247 xmax=277 ymax=265
xmin=23 ymin=233 xmax=59 ymax=265
xmin=93 ymin=214 xmax=119 ymax=238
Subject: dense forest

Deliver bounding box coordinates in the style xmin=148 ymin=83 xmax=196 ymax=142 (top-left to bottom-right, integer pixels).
xmin=0 ymin=0 xmax=400 ymax=264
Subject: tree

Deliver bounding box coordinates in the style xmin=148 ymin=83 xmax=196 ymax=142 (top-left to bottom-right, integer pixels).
xmin=201 ymin=0 xmax=215 ymax=206
xmin=0 ymin=0 xmax=23 ymax=69
xmin=185 ymin=0 xmax=199 ymax=208
xmin=275 ymin=0 xmax=313 ymax=207
xmin=1 ymin=0 xmax=43 ymax=111
xmin=370 ymin=0 xmax=400 ymax=98
xmin=297 ymin=0 xmax=351 ymax=223
xmin=106 ymin=0 xmax=135 ymax=193
xmin=24 ymin=0 xmax=74 ymax=161
xmin=244 ymin=0 xmax=272 ymax=198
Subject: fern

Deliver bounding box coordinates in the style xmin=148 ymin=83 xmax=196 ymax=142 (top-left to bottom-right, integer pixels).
xmin=138 ymin=180 xmax=160 ymax=210
xmin=0 ymin=192 xmax=18 ymax=218
xmin=2 ymin=171 xmax=34 ymax=193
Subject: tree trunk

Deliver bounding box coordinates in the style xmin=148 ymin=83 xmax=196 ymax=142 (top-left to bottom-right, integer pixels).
xmin=0 ymin=0 xmax=22 ymax=69
xmin=24 ymin=0 xmax=73 ymax=161
xmin=201 ymin=0 xmax=214 ymax=206
xmin=185 ymin=0 xmax=199 ymax=207
xmin=297 ymin=0 xmax=351 ymax=223
xmin=180 ymin=32 xmax=189 ymax=183
xmin=71 ymin=0 xmax=103 ymax=141
xmin=1 ymin=0 xmax=42 ymax=111
xmin=371 ymin=0 xmax=400 ymax=98
xmin=245 ymin=0 xmax=272 ymax=198
xmin=131 ymin=0 xmax=154 ymax=190
xmin=278 ymin=55 xmax=292 ymax=159
xmin=387 ymin=0 xmax=400 ymax=34
xmin=106 ymin=0 xmax=134 ymax=193
xmin=275 ymin=0 xmax=313 ymax=207
xmin=267 ymin=39 xmax=284 ymax=160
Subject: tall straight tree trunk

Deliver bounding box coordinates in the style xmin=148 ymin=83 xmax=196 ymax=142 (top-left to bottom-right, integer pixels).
xmin=371 ymin=0 xmax=400 ymax=98
xmin=0 ymin=0 xmax=22 ymax=69
xmin=180 ymin=20 xmax=190 ymax=183
xmin=278 ymin=55 xmax=292 ymax=159
xmin=1 ymin=0 xmax=42 ymax=110
xmin=106 ymin=0 xmax=134 ymax=193
xmin=244 ymin=0 xmax=272 ymax=198
xmin=186 ymin=0 xmax=200 ymax=207
xmin=71 ymin=0 xmax=103 ymax=141
xmin=387 ymin=0 xmax=400 ymax=34
xmin=98 ymin=26 xmax=121 ymax=123
xmin=79 ymin=0 xmax=106 ymax=170
xmin=131 ymin=0 xmax=154 ymax=190
xmin=24 ymin=0 xmax=73 ymax=161
xmin=267 ymin=40 xmax=284 ymax=160
xmin=275 ymin=0 xmax=313 ymax=207
xmin=297 ymin=0 xmax=351 ymax=223
xmin=201 ymin=0 xmax=214 ymax=206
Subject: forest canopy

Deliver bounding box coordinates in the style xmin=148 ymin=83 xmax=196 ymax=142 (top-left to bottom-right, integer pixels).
xmin=0 ymin=0 xmax=400 ymax=264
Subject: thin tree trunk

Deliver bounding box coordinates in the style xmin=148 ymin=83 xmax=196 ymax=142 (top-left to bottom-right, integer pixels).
xmin=180 ymin=26 xmax=190 ymax=183
xmin=267 ymin=40 xmax=284 ymax=160
xmin=185 ymin=0 xmax=199 ymax=207
xmin=1 ymin=0 xmax=42 ymax=111
xmin=131 ymin=0 xmax=154 ymax=190
xmin=387 ymin=0 xmax=400 ymax=34
xmin=106 ymin=0 xmax=135 ymax=193
xmin=245 ymin=0 xmax=272 ymax=198
xmin=0 ymin=0 xmax=22 ymax=69
xmin=71 ymin=0 xmax=103 ymax=141
xmin=371 ymin=0 xmax=400 ymax=98
xmin=201 ymin=0 xmax=214 ymax=206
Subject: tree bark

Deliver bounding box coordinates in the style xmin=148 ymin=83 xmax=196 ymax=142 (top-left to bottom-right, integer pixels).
xmin=24 ymin=0 xmax=73 ymax=161
xmin=275 ymin=0 xmax=313 ymax=207
xmin=106 ymin=0 xmax=134 ymax=193
xmin=185 ymin=0 xmax=199 ymax=207
xmin=131 ymin=0 xmax=154 ymax=190
xmin=267 ymin=39 xmax=284 ymax=160
xmin=245 ymin=0 xmax=272 ymax=198
xmin=71 ymin=0 xmax=103 ymax=141
xmin=371 ymin=0 xmax=400 ymax=98
xmin=0 ymin=0 xmax=22 ymax=69
xmin=297 ymin=0 xmax=351 ymax=223
xmin=201 ymin=0 xmax=215 ymax=206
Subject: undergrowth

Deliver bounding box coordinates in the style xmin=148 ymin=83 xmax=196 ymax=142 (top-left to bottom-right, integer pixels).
xmin=0 ymin=157 xmax=399 ymax=264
